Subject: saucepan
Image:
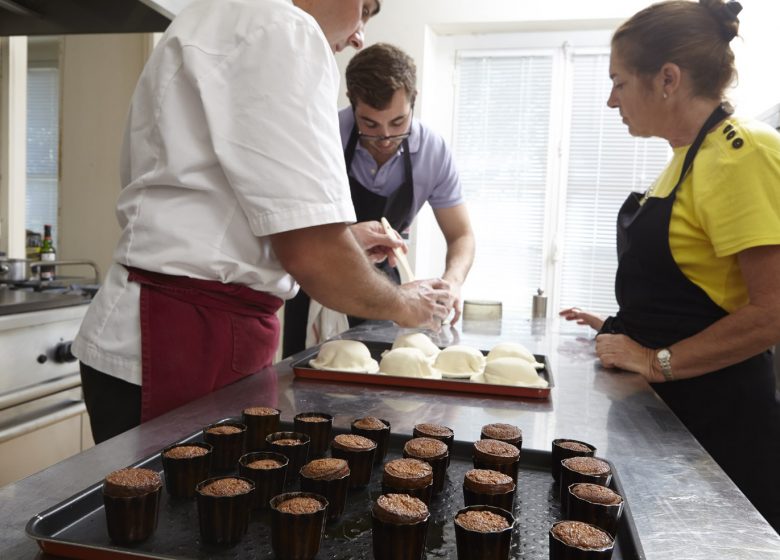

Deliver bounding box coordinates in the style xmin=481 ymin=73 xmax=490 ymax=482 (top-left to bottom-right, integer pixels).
xmin=0 ymin=258 xmax=29 ymax=282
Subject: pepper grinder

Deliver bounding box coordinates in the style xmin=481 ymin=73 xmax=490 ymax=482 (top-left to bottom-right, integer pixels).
xmin=532 ymin=288 xmax=548 ymax=319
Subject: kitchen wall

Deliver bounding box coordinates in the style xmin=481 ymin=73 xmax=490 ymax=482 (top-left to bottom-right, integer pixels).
xmin=58 ymin=33 xmax=151 ymax=278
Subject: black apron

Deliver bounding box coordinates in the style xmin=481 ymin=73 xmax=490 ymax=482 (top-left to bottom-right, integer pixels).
xmin=601 ymin=106 xmax=780 ymax=530
xmin=282 ymin=128 xmax=416 ymax=355
xmin=344 ymin=126 xmax=416 ymax=325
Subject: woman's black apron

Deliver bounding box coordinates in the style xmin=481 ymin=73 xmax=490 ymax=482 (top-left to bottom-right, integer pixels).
xmin=601 ymin=106 xmax=779 ymax=529
xmin=282 ymin=128 xmax=416 ymax=355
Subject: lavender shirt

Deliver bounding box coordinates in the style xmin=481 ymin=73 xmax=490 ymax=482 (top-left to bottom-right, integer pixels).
xmin=338 ymin=107 xmax=465 ymax=223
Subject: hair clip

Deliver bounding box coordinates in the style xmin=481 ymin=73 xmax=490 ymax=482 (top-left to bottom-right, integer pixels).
xmin=723 ymin=0 xmax=743 ymax=20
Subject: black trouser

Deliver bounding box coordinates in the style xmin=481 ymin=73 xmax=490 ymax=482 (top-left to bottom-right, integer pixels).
xmin=80 ymin=362 xmax=142 ymax=444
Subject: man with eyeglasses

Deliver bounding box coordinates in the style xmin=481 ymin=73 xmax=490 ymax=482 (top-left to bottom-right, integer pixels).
xmin=283 ymin=43 xmax=474 ymax=357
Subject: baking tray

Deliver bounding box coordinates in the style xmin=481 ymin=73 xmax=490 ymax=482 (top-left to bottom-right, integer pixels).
xmin=27 ymin=420 xmax=643 ymax=559
xmin=292 ymin=341 xmax=553 ymax=399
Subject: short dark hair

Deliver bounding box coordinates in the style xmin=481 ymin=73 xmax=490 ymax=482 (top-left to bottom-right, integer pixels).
xmin=612 ymin=0 xmax=740 ymax=100
xmin=346 ymin=43 xmax=417 ymax=110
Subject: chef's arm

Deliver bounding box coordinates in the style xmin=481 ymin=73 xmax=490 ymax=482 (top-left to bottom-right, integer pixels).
xmin=596 ymin=245 xmax=780 ymax=381
xmin=270 ymin=223 xmax=451 ymax=329
xmin=433 ymin=204 xmax=475 ymax=324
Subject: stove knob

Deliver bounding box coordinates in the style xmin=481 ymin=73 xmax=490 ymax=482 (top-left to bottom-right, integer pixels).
xmin=37 ymin=354 xmax=48 ymax=364
xmin=54 ymin=341 xmax=77 ymax=363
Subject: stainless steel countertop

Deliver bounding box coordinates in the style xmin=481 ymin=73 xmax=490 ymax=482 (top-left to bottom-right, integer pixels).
xmin=2 ymin=317 xmax=779 ymax=558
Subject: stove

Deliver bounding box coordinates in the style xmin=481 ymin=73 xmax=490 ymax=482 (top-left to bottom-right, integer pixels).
xmin=0 ymin=280 xmax=96 ymax=485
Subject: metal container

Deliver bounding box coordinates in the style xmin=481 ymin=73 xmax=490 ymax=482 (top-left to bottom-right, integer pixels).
xmin=0 ymin=258 xmax=28 ymax=282
xmin=532 ymin=289 xmax=547 ymax=319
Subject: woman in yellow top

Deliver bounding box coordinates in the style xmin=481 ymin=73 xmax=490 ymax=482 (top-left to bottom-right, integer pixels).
xmin=562 ymin=0 xmax=780 ymax=532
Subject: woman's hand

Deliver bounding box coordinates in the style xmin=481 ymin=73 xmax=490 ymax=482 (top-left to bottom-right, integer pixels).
xmin=595 ymin=334 xmax=663 ymax=382
xmin=559 ymin=307 xmax=605 ymax=331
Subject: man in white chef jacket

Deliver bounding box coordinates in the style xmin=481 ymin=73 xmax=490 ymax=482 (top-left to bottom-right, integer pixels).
xmin=72 ymin=0 xmax=455 ymax=444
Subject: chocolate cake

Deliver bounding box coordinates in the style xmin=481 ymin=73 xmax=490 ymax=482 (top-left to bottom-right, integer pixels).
xmin=480 ymin=423 xmax=522 ymax=445
xmin=372 ymin=494 xmax=429 ymax=524
xmin=198 ymin=477 xmax=253 ymax=497
xmin=403 ymin=437 xmax=448 ymax=459
xmin=371 ymin=494 xmax=431 ymax=560
xmin=162 ymin=445 xmax=209 ymax=460
xmin=463 ymin=469 xmax=515 ymax=495
xmin=246 ymin=458 xmax=284 ymax=470
xmin=331 ymin=434 xmax=377 ymax=488
xmin=276 ymin=496 xmax=325 ymax=514
xmin=196 ymin=476 xmax=255 ymax=545
xmin=550 ymin=520 xmax=614 ymax=550
xmin=570 ymin=483 xmax=623 ymax=505
xmin=238 ymin=451 xmax=288 ymax=510
xmin=332 ymin=433 xmax=377 ymax=451
xmin=383 ymin=458 xmax=433 ymax=488
xmin=562 ymin=456 xmax=611 ymax=476
xmin=103 ymin=468 xmax=162 ymax=497
xmin=102 ymin=468 xmax=162 ymax=544
xmin=558 ymin=441 xmax=592 ymax=453
xmin=300 ymin=458 xmax=350 ymax=481
xmin=206 ymin=425 xmax=242 ymax=435
xmin=413 ymin=423 xmax=453 ymax=438
xmin=353 ymin=416 xmax=388 ymax=430
xmin=455 ymin=509 xmax=511 ymax=532
xmin=274 ymin=438 xmax=306 ymax=446
xmin=473 ymin=439 xmax=520 ymax=463
xmin=243 ymin=406 xmax=279 ymax=416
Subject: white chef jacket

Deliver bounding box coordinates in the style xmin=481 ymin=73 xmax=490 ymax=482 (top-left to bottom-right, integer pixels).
xmin=73 ymin=0 xmax=355 ymax=385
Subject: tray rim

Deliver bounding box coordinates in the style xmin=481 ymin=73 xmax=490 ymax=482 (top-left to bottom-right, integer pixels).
xmin=291 ymin=340 xmax=553 ymax=400
xmin=26 ymin=421 xmax=645 ymax=560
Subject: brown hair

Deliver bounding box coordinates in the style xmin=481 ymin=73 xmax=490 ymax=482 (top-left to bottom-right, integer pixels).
xmin=346 ymin=43 xmax=417 ymax=110
xmin=612 ymin=0 xmax=741 ymax=100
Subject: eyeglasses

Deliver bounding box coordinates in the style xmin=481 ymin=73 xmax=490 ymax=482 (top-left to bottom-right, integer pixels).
xmin=356 ymin=109 xmax=413 ymax=144
xmin=358 ymin=131 xmax=411 ymax=144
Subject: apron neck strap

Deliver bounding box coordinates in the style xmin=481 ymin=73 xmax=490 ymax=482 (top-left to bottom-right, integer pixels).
xmin=675 ymin=104 xmax=731 ymax=189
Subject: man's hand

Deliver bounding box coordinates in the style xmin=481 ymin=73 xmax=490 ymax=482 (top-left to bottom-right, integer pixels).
xmin=397 ymin=278 xmax=455 ymax=330
xmin=349 ymin=221 xmax=406 ymax=265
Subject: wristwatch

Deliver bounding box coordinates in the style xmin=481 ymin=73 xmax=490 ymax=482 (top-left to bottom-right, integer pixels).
xmin=656 ymin=348 xmax=674 ymax=381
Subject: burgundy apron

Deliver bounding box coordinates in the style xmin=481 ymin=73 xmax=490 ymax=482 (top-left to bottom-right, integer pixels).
xmin=126 ymin=266 xmax=282 ymax=422
xmin=601 ymin=106 xmax=780 ymax=529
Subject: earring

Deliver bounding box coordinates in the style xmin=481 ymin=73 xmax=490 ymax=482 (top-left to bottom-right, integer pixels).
xmin=663 ymin=92 xmax=668 ymax=99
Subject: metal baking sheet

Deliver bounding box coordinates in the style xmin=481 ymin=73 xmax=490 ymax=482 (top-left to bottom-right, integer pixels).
xmin=27 ymin=421 xmax=644 ymax=559
xmin=292 ymin=341 xmax=553 ymax=400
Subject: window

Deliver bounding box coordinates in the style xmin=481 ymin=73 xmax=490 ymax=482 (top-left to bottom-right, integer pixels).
xmin=420 ymin=34 xmax=670 ymax=317
xmin=26 ymin=37 xmax=60 ymax=247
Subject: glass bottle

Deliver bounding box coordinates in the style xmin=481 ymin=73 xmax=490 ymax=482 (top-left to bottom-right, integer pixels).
xmin=40 ymin=224 xmax=56 ymax=281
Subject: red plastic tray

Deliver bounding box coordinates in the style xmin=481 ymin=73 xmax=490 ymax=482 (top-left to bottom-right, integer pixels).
xmin=291 ymin=340 xmax=552 ymax=399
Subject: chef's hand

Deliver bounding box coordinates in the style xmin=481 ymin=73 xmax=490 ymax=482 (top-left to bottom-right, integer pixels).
xmin=559 ymin=307 xmax=605 ymax=331
xmin=595 ymin=333 xmax=660 ymax=381
xmin=445 ymin=281 xmax=464 ymax=326
xmin=397 ymin=278 xmax=454 ymax=330
xmin=349 ymin=221 xmax=406 ymax=265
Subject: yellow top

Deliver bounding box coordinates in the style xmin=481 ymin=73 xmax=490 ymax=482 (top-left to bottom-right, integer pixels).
xmin=646 ymin=116 xmax=780 ymax=313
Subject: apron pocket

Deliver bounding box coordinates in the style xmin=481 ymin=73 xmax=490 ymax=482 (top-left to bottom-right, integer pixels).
xmin=230 ymin=314 xmax=276 ymax=375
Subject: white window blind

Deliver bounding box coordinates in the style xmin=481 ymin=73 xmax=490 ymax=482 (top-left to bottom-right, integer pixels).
xmin=453 ymin=53 xmax=554 ymax=315
xmin=26 ymin=66 xmax=59 ymax=242
xmin=558 ymin=53 xmax=670 ymax=315
xmin=450 ymin=47 xmax=670 ymax=317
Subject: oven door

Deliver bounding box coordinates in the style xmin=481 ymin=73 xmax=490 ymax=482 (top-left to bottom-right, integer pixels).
xmin=0 ymin=304 xmax=92 ymax=486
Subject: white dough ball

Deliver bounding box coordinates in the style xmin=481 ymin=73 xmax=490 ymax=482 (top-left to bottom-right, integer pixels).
xmin=379 ymin=348 xmax=441 ymax=379
xmin=309 ymin=340 xmax=379 ymax=373
xmin=483 ymin=357 xmax=548 ymax=388
xmin=434 ymin=345 xmax=486 ymax=376
xmin=487 ymin=342 xmax=535 ymax=363
xmin=392 ymin=332 xmax=441 ymax=360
